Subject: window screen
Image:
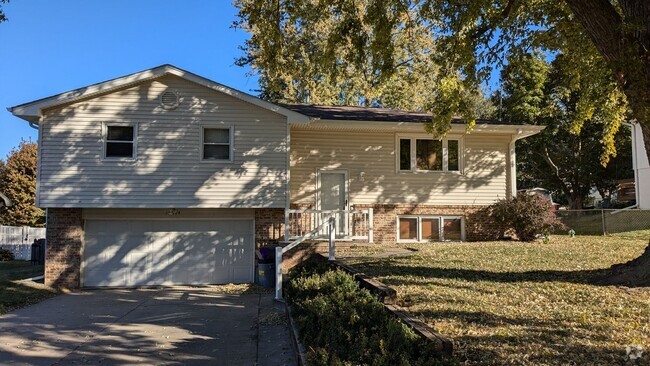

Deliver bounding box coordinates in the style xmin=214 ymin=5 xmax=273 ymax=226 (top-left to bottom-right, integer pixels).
xmin=416 ymin=139 xmax=443 ymax=171
xmin=443 ymin=218 xmax=462 ymax=240
xmin=203 ymin=128 xmax=231 ymax=160
xmin=448 ymin=140 xmax=459 ymax=171
xmin=421 ymin=218 xmax=440 ymax=241
xmin=399 ymin=139 xmax=411 ymax=171
xmin=399 ymin=218 xmax=418 ymax=240
xmin=105 ymin=125 xmax=135 ymax=158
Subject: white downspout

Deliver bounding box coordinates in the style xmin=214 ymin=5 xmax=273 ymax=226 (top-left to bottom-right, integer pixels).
xmin=623 ymin=122 xmax=641 ymax=207
xmin=284 ymin=122 xmax=291 ymax=242
xmin=508 ymin=129 xmax=522 ymax=199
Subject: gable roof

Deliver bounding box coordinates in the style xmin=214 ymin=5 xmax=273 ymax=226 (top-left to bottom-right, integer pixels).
xmin=280 ymin=103 xmax=521 ymax=125
xmin=8 ymin=64 xmax=311 ymax=124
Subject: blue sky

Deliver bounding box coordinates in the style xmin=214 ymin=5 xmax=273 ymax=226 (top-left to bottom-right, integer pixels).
xmin=0 ymin=1 xmax=258 ymax=159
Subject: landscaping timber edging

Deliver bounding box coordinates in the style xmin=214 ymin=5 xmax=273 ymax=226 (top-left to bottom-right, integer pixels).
xmin=320 ymin=253 xmax=454 ymax=355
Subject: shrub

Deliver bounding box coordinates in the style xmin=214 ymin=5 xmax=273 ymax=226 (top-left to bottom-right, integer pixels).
xmin=489 ymin=193 xmax=564 ymax=241
xmin=0 ymin=248 xmax=15 ymax=261
xmin=286 ymin=264 xmax=441 ymax=366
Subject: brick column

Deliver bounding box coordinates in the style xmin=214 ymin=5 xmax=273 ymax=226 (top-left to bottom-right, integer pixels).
xmin=254 ymin=208 xmax=285 ymax=246
xmin=45 ymin=208 xmax=83 ymax=289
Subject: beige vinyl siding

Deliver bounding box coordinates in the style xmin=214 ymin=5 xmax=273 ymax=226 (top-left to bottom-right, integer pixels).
xmin=38 ymin=75 xmax=288 ymax=208
xmin=290 ymin=128 xmax=510 ymax=206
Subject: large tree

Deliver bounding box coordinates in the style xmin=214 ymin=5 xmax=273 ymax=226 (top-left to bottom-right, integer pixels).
xmin=499 ymin=52 xmax=631 ymax=209
xmin=0 ymin=0 xmax=8 ymax=23
xmin=236 ymin=0 xmax=649 ymax=284
xmin=0 ymin=140 xmax=45 ymax=227
xmin=236 ymin=0 xmax=648 ymax=162
xmin=234 ymin=0 xmax=442 ymax=110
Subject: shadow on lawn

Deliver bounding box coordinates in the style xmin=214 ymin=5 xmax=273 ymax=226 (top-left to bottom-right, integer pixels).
xmin=353 ymin=260 xmax=635 ymax=287
xmin=440 ymin=315 xmax=626 ymax=365
xmin=350 ymin=262 xmax=643 ymax=364
xmin=0 ymin=280 xmax=57 ymax=314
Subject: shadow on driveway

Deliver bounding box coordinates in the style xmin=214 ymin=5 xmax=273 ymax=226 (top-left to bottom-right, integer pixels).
xmin=0 ymin=288 xmax=296 ymax=365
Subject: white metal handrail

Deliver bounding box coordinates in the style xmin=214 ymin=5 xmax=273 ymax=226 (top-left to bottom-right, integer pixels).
xmin=284 ymin=208 xmax=373 ymax=243
xmin=275 ymin=216 xmax=336 ymax=300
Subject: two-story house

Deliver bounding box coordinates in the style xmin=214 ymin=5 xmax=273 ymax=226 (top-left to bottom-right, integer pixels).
xmin=9 ymin=65 xmax=543 ymax=289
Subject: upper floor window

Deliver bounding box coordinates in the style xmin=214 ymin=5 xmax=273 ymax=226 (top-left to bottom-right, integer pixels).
xmin=202 ymin=127 xmax=232 ymax=161
xmin=398 ymin=136 xmax=461 ymax=172
xmin=105 ymin=124 xmax=136 ymax=159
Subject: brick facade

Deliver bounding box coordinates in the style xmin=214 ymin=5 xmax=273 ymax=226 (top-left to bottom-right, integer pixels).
xmin=254 ymin=208 xmax=286 ymax=246
xmin=43 ymin=205 xmax=494 ymax=290
xmin=255 ymin=204 xmax=498 ymax=247
xmin=352 ymin=204 xmax=497 ymax=243
xmin=45 ymin=208 xmax=83 ymax=289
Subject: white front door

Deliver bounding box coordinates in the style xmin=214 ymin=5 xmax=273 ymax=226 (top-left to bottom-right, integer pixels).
xmin=318 ymin=171 xmax=348 ymax=237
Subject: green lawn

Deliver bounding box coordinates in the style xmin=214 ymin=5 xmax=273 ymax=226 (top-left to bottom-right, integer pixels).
xmin=0 ymin=261 xmax=44 ymax=281
xmin=348 ymin=236 xmax=650 ymax=365
xmin=0 ymin=261 xmax=56 ymax=314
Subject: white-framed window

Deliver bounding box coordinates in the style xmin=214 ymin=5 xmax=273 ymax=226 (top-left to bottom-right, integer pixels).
xmin=201 ymin=126 xmax=233 ymax=161
xmin=397 ymin=215 xmax=465 ymax=242
xmin=103 ymin=123 xmax=137 ymax=159
xmin=397 ymin=135 xmax=462 ymax=173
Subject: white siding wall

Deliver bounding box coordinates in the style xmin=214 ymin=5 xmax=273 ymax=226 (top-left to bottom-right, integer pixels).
xmin=633 ymin=123 xmax=650 ymax=209
xmin=39 ymin=75 xmax=288 ymax=208
xmin=290 ymin=128 xmax=510 ymax=206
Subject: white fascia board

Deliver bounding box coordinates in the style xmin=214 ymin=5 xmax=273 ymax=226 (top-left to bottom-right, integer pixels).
xmin=299 ymin=119 xmax=545 ymax=137
xmin=8 ymin=65 xmax=310 ymax=124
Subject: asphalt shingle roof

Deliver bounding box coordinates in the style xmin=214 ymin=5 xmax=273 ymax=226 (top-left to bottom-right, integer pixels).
xmin=280 ymin=103 xmax=520 ymax=125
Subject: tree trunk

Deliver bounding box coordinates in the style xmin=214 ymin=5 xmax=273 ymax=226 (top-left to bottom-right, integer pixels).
xmin=565 ymin=0 xmax=650 ymax=163
xmin=568 ymin=193 xmax=583 ymax=210
xmin=563 ymin=0 xmax=650 ymax=287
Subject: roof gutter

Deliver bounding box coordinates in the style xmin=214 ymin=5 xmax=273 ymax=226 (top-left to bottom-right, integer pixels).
xmin=6 ymin=106 xmax=39 ymax=129
xmin=299 ymin=119 xmax=544 ymax=136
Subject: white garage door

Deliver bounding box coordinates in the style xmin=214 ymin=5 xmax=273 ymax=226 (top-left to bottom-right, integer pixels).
xmin=82 ymin=219 xmax=254 ymax=287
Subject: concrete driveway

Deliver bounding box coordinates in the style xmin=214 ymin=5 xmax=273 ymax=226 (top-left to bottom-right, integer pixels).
xmin=0 ymin=288 xmax=296 ymax=365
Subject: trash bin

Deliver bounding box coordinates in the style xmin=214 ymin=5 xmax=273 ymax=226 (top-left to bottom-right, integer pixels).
xmin=256 ymin=246 xmax=275 ymax=288
xmin=257 ymin=262 xmax=275 ymax=288
xmin=31 ymin=239 xmax=45 ymax=265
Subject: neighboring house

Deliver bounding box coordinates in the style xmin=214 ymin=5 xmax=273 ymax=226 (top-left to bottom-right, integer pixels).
xmin=629 ymin=122 xmax=650 ymax=209
xmin=517 ymin=187 xmax=559 ymax=211
xmin=8 ymin=65 xmax=543 ymax=289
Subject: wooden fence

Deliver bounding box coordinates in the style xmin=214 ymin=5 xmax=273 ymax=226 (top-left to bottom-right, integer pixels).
xmin=0 ymin=225 xmax=46 ymax=260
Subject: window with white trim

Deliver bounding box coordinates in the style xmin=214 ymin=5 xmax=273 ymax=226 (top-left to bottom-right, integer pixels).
xmin=202 ymin=127 xmax=232 ymax=161
xmin=397 ymin=215 xmax=464 ymax=242
xmin=104 ymin=124 xmax=136 ymax=159
xmin=398 ymin=136 xmax=461 ymax=172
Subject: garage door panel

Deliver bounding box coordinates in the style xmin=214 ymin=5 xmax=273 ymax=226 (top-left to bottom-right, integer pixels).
xmin=83 ymin=219 xmax=253 ymax=287
xmin=85 ymin=269 xmax=130 ymax=287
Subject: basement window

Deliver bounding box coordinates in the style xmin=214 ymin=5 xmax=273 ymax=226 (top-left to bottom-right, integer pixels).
xmin=397 ymin=216 xmax=465 ymax=242
xmin=104 ymin=124 xmax=136 ymax=159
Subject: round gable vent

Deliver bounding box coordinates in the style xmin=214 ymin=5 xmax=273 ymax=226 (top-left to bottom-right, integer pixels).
xmin=160 ymin=90 xmax=180 ymax=110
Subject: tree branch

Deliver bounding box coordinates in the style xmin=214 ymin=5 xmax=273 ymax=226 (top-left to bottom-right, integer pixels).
xmin=471 ymin=0 xmax=520 ymax=41
xmin=564 ymin=0 xmax=624 ymax=65
xmin=540 ymin=147 xmax=573 ymax=198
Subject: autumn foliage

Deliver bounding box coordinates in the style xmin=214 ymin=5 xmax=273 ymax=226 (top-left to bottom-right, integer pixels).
xmin=0 ymin=140 xmax=45 ymax=227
